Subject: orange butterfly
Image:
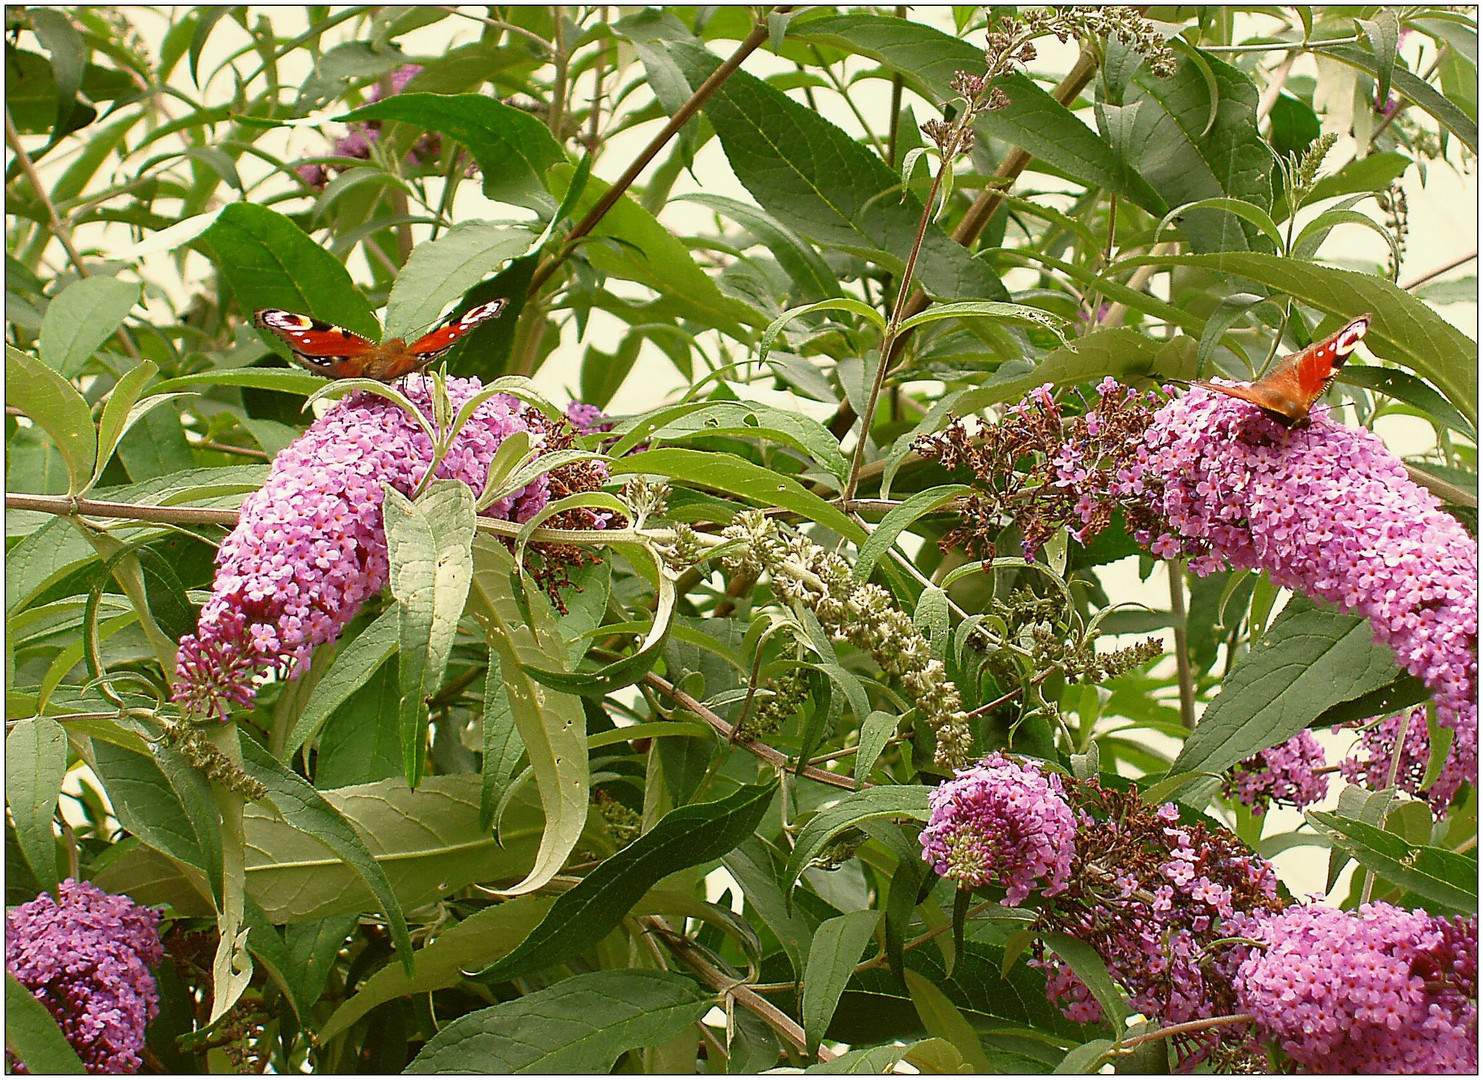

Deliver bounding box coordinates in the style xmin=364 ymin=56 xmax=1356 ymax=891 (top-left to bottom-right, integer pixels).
xmin=253 ymin=300 xmax=507 ymax=382
xmin=1193 ymin=314 xmax=1370 ymax=427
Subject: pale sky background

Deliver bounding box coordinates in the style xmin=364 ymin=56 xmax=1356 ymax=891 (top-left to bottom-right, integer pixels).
xmin=22 ymin=7 xmax=1479 ymax=903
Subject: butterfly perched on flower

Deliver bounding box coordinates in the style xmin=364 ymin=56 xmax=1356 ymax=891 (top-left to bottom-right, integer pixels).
xmin=252 ymin=299 xmax=507 ymax=382
xmin=1193 ymin=313 xmax=1371 ymax=428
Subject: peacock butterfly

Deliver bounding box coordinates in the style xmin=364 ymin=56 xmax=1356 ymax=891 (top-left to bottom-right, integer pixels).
xmin=1193 ymin=313 xmax=1370 ymax=427
xmin=252 ymin=299 xmax=507 ymax=382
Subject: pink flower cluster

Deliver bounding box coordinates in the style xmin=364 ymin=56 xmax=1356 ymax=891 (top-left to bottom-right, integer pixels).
xmin=6 ymin=880 xmax=164 ymax=1074
xmin=1224 ymin=729 xmax=1330 ymax=816
xmin=1127 ymin=387 xmax=1477 ymax=810
xmin=918 ymin=752 xmax=1076 ymax=905
xmin=1036 ymin=797 xmax=1280 ymax=1030
xmin=1234 ymin=902 xmax=1478 ymax=1073
xmin=174 ymin=379 xmax=552 ymax=717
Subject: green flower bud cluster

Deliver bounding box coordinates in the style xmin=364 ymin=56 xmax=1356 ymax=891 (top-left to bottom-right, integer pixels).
xmin=720 ymin=511 xmax=973 ymax=770
xmin=159 ymin=721 xmax=269 ymax=802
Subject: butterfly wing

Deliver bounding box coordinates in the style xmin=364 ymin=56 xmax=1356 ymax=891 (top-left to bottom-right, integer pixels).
xmin=403 ymin=299 xmax=509 ymax=369
xmin=1194 ymin=314 xmax=1371 ymax=426
xmin=254 ymin=309 xmax=380 ymax=379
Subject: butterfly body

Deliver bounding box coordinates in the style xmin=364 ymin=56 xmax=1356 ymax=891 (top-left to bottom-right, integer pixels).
xmin=253 ymin=299 xmax=507 ymax=381
xmin=1193 ymin=314 xmax=1371 ymax=427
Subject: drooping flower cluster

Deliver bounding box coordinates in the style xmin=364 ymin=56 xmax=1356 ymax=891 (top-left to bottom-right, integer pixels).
xmin=1030 ymin=780 xmax=1284 ymax=1050
xmin=1224 ymin=729 xmax=1331 ymax=816
xmin=919 ymin=752 xmax=1076 ymax=904
xmin=928 ymin=377 xmax=1478 ymax=811
xmin=1232 ymin=902 xmax=1478 ymax=1073
xmin=1135 ymin=387 xmax=1478 ymax=810
xmin=296 ymin=65 xmax=443 ymax=189
xmin=6 ymin=880 xmax=164 ymax=1074
xmin=720 ymin=510 xmax=972 ymax=768
xmin=175 ymin=379 xmax=609 ymax=717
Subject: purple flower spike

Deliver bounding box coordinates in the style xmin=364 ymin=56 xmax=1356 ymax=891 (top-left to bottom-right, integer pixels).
xmin=918 ymin=752 xmax=1076 ymax=905
xmin=1235 ymin=902 xmax=1478 ymax=1074
xmin=6 ymin=880 xmax=164 ymax=1074
xmin=1225 ymin=729 xmax=1330 ymax=815
xmin=174 ymin=379 xmax=556 ymax=718
xmin=1136 ymin=388 xmax=1478 ymax=810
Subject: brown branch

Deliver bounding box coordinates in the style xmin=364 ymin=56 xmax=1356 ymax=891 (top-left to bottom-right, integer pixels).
xmin=528 ymin=7 xmax=791 ymax=295
xmin=642 ymin=671 xmax=857 ymax=791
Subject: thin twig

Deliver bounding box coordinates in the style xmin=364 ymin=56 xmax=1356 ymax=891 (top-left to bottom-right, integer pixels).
xmin=1115 ymin=1013 xmax=1256 ymax=1051
xmin=6 ymin=109 xmax=90 ymax=277
xmin=643 ymin=671 xmax=857 ymax=791
xmin=527 ymin=7 xmax=790 ymax=295
xmin=1401 ymin=251 xmax=1477 ymax=291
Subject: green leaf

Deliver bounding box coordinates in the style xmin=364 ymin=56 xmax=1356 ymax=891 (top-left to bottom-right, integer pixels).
xmin=473 ymin=782 xmax=777 ymax=983
xmin=656 ymin=40 xmax=1006 ymax=301
xmin=382 ymin=222 xmax=530 ymax=338
xmin=467 ymin=537 xmax=589 ymax=897
xmin=1099 ymin=47 xmax=1272 ymax=253
xmin=38 ymin=276 xmax=141 ymax=378
xmin=678 ymin=192 xmax=842 ymax=302
xmin=1154 ymin=197 xmax=1284 ymax=253
xmin=479 ymin=652 xmax=525 ymax=831
xmin=854 ymin=485 xmax=971 ymax=581
xmin=803 ymin=910 xmax=881 ymax=1052
xmin=382 ymin=482 xmax=476 ymax=788
xmin=1307 ymin=810 xmax=1477 ymax=914
xmin=1172 ymin=597 xmax=1404 ymax=780
xmin=5 ymin=972 xmax=86 ymax=1074
xmin=89 ymin=364 xmax=179 ymax=490
xmin=895 ymin=300 xmax=1072 ymax=345
xmin=284 ymin=607 xmax=399 ymax=758
xmin=807 ymin=1039 xmax=959 ymax=1074
xmin=240 ymin=774 xmax=542 ymax=922
xmin=1319 ymin=44 xmax=1478 ymax=153
xmin=608 ymin=447 xmax=866 ymax=543
xmin=6 ymin=346 xmax=96 ymax=493
xmin=1120 ymin=252 xmax=1479 ymax=427
xmin=784 ymin=786 xmax=931 ymax=899
xmin=5 ymin=717 xmax=67 ymax=891
xmin=787 ymin=14 xmax=1167 ymax=215
xmin=344 ymin=94 xmax=564 ymax=211
xmin=236 ymin=738 xmax=414 ymax=974
xmin=855 ymin=710 xmax=900 ymax=785
xmin=319 ymin=895 xmax=551 ymax=1042
xmin=201 ymin=203 xmax=377 ymax=340
xmin=88 ymin=739 xmax=210 ymax=891
xmin=1340 ymin=365 xmax=1476 ymax=440
xmin=903 ymin=969 xmax=994 ymax=1072
xmin=758 ymin=298 xmax=888 ymax=363
xmin=406 ymin=970 xmax=712 ymax=1074
xmin=612 ymin=400 xmax=851 ymax=485
xmin=150 ymin=368 xmax=325 ymax=397
xmin=1056 ymin=1038 xmax=1117 ymax=1074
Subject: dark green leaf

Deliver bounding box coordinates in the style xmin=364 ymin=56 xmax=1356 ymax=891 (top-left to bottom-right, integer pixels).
xmin=201 ymin=203 xmax=376 ymax=340
xmin=345 ymin=94 xmax=564 ymax=211
xmin=1172 ymin=597 xmax=1404 ymax=780
xmin=473 ymin=782 xmax=777 ymax=983
xmin=406 ymin=970 xmax=712 ymax=1073
xmin=1307 ymin=810 xmax=1477 ymax=914
xmin=237 ymin=738 xmax=414 ymax=975
xmin=803 ymin=910 xmax=881 ymax=1052
xmin=784 ymin=786 xmax=931 ymax=899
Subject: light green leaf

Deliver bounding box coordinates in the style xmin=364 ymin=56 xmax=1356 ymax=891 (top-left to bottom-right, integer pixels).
xmin=406 ymin=970 xmax=712 ymax=1074
xmin=784 ymin=786 xmax=931 ymax=899
xmin=344 ymin=94 xmax=564 ymax=211
xmin=5 ymin=717 xmax=67 ymax=891
xmin=467 ymin=536 xmax=588 ymax=897
xmin=383 ymin=482 xmax=476 ymax=787
xmin=758 ymin=298 xmax=888 ymax=364
xmin=383 ymin=222 xmax=530 ymax=338
xmin=6 ymin=346 xmax=96 ymax=493
xmin=284 ymin=607 xmax=400 ymax=758
xmin=38 ymin=275 xmax=141 ymax=377
xmin=854 ymin=485 xmax=971 ymax=581
xmin=237 ymin=738 xmax=415 ymax=974
xmin=895 ymin=300 xmax=1072 ymax=345
xmin=472 ymin=782 xmax=777 ymax=983
xmin=855 ymin=710 xmax=900 ymax=785
xmin=903 ymin=969 xmax=994 ymax=1072
xmin=803 ymin=910 xmax=881 ymax=1052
